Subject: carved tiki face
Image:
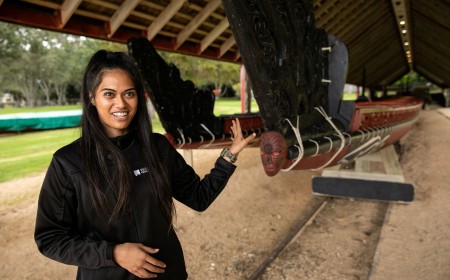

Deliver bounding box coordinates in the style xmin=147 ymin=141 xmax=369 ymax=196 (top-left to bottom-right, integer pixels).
xmin=260 ymin=131 xmax=288 ymax=176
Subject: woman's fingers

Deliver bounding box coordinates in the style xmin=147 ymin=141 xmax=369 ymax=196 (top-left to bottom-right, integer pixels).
xmin=113 ymin=243 xmax=166 ymax=278
xmin=229 ymin=118 xmax=256 ymax=155
xmin=231 ymin=119 xmax=244 ymax=141
xmin=142 ymin=259 xmax=165 ymax=274
xmin=140 ymin=245 xmax=166 ymax=269
xmin=135 ymin=268 xmax=158 ymax=279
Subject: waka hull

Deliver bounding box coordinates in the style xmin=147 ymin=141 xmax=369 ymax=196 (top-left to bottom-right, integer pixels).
xmin=286 ymin=102 xmax=421 ymax=171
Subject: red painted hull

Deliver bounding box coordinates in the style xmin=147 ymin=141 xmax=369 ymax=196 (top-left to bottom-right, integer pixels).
xmin=286 ymin=96 xmax=423 ymax=171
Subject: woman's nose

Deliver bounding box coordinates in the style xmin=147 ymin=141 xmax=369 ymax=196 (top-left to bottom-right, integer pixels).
xmin=115 ymin=95 xmax=126 ymax=108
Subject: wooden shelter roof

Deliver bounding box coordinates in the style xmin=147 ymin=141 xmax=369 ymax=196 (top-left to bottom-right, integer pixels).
xmin=0 ymin=0 xmax=449 ymax=88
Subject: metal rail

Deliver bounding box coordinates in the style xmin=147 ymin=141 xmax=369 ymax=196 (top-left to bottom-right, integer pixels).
xmin=247 ymin=198 xmax=329 ymax=280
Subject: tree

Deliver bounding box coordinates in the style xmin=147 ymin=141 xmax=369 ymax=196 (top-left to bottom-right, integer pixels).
xmin=159 ymin=51 xmax=240 ymax=94
xmin=19 ymin=28 xmax=50 ymax=106
xmin=0 ymin=23 xmax=25 ymax=94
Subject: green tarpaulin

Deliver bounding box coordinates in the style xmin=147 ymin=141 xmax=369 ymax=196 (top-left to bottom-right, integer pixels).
xmin=0 ymin=110 xmax=81 ymax=132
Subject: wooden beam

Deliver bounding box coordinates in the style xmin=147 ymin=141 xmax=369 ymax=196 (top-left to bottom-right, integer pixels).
xmin=147 ymin=0 xmax=185 ymax=41
xmin=199 ymin=18 xmax=229 ymax=53
xmin=328 ymin=0 xmax=373 ymax=37
xmin=316 ymin=1 xmax=360 ymax=29
xmin=19 ymin=0 xmax=58 ymax=9
xmin=175 ymin=0 xmax=221 ymax=49
xmin=58 ymin=0 xmax=82 ymax=28
xmin=314 ymin=0 xmax=340 ymax=19
xmin=339 ymin=4 xmax=388 ymax=43
xmin=233 ymin=49 xmax=241 ymax=62
xmin=316 ymin=1 xmax=366 ymax=31
xmin=415 ymin=65 xmax=445 ymax=86
xmin=219 ymin=35 xmax=235 ymax=58
xmin=108 ymin=0 xmax=140 ymax=38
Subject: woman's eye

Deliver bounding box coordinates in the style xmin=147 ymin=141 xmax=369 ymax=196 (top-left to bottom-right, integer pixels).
xmin=124 ymin=91 xmax=136 ymax=97
xmin=103 ymin=91 xmax=114 ymax=97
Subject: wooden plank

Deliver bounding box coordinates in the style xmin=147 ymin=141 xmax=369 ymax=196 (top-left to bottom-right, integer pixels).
xmin=438 ymin=108 xmax=450 ymax=120
xmin=321 ymin=145 xmax=405 ymax=183
xmin=314 ymin=145 xmax=414 ymax=202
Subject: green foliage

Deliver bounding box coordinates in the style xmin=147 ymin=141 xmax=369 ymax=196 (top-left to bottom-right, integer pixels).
xmin=159 ymin=51 xmax=240 ymax=90
xmin=393 ymin=72 xmax=433 ymax=90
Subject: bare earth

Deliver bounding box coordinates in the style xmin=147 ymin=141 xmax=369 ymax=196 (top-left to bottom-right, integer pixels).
xmin=1 ymin=107 xmax=449 ymax=279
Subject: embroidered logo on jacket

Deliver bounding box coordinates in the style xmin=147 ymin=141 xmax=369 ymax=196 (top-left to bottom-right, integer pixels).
xmin=133 ymin=167 xmax=148 ymax=176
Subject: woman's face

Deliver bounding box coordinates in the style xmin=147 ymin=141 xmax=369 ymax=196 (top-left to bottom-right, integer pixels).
xmin=91 ymin=69 xmax=138 ymax=137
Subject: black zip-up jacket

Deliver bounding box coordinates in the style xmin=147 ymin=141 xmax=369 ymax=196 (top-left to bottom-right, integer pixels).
xmin=35 ymin=133 xmax=236 ymax=279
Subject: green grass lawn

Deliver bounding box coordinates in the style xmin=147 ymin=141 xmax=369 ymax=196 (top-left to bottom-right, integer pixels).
xmin=0 ymin=128 xmax=81 ymax=182
xmin=0 ymin=98 xmax=255 ymax=183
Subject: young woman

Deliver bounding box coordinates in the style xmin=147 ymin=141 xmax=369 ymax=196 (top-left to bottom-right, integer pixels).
xmin=34 ymin=50 xmax=255 ymax=279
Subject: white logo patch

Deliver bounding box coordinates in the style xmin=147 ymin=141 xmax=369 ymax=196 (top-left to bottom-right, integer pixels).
xmin=133 ymin=167 xmax=148 ymax=176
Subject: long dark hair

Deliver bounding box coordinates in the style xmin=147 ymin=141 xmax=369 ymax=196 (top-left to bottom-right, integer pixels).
xmin=80 ymin=50 xmax=173 ymax=225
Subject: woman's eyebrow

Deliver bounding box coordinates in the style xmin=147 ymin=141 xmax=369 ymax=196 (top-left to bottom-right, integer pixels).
xmin=99 ymin=87 xmax=136 ymax=92
xmin=100 ymin=87 xmax=116 ymax=92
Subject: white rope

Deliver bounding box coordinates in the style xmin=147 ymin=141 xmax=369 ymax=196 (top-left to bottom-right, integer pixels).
xmin=177 ymin=128 xmax=185 ymax=148
xmin=187 ymin=137 xmax=192 ymax=144
xmin=367 ymin=127 xmax=375 ymax=139
xmin=199 ymin=135 xmax=204 ymax=143
xmin=359 ymin=137 xmax=382 ymax=156
xmin=358 ymin=135 xmax=390 ymax=158
xmin=308 ymin=139 xmax=320 ymax=156
xmin=324 ymin=136 xmax=333 ymax=153
xmin=340 ymin=136 xmax=381 ymax=163
xmin=364 ymin=127 xmax=388 ymax=157
xmin=200 ymin=123 xmax=215 ymax=147
xmin=311 ymin=106 xmax=346 ymax=170
xmin=365 ymin=127 xmax=371 ymax=139
xmin=357 ymin=129 xmax=365 ymax=143
xmin=281 ymin=115 xmax=305 ymax=172
xmin=342 ymin=132 xmax=352 ymax=145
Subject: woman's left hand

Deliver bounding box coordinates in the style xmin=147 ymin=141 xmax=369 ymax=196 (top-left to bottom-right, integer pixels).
xmin=228 ymin=118 xmax=256 ymax=156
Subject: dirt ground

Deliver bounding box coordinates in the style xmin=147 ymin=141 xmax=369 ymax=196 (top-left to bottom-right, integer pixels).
xmin=0 ymin=107 xmax=449 ymax=279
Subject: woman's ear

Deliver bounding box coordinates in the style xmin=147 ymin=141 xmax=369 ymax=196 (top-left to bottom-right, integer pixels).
xmin=90 ymin=94 xmax=96 ymax=106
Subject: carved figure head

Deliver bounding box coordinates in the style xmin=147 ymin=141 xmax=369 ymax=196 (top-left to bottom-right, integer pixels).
xmin=260 ymin=131 xmax=288 ymax=176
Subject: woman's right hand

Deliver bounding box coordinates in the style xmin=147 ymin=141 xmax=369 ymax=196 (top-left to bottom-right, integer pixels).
xmin=113 ymin=243 xmax=166 ymax=278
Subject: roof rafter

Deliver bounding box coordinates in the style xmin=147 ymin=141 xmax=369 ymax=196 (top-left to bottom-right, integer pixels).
xmin=175 ymin=0 xmax=221 ymax=50
xmin=200 ymin=18 xmax=229 ymax=53
xmin=108 ymin=0 xmax=140 ymax=38
xmin=147 ymin=0 xmax=185 ymax=41
xmin=57 ymin=0 xmax=82 ymax=28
